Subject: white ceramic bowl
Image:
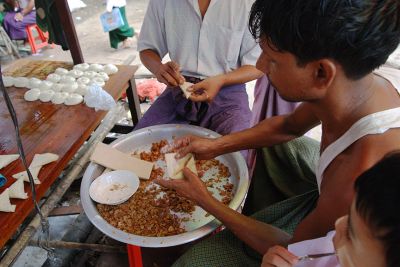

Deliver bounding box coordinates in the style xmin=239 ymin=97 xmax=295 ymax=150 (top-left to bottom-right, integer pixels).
xmin=89 ymin=170 xmax=140 ymax=205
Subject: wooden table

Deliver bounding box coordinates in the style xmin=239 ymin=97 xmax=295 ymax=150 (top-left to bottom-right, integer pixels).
xmin=0 ymin=59 xmax=138 ymax=248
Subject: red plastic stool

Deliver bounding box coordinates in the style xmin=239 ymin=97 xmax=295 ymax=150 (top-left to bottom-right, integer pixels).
xmin=127 ymin=244 xmax=143 ymax=267
xmin=25 ymin=24 xmax=53 ymax=54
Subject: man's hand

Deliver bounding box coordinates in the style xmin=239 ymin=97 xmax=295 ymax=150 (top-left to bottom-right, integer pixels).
xmin=188 ymin=75 xmax=225 ymax=102
xmin=169 ymin=135 xmax=221 ymax=159
xmin=154 ymin=61 xmax=185 ymax=87
xmin=14 ymin=12 xmax=23 ymax=22
xmin=261 ymin=246 xmax=299 ymax=267
xmin=155 ymin=167 xmax=212 ymax=205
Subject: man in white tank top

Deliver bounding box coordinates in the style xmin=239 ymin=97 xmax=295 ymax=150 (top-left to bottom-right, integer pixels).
xmin=155 ymin=0 xmax=400 ymax=266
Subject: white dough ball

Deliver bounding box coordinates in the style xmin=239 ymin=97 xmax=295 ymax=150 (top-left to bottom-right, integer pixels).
xmin=39 ymin=90 xmax=55 ymax=102
xmin=46 ymin=73 xmax=61 ymax=83
xmin=14 ymin=77 xmax=29 ymax=88
xmin=89 ymin=64 xmax=104 ymax=72
xmin=55 ymin=68 xmax=69 ymax=76
xmin=77 ymin=77 xmax=90 ymax=85
xmin=75 ymin=84 xmax=88 ymax=96
xmin=39 ymin=81 xmax=54 ymax=91
xmin=83 ymin=71 xmax=97 ymax=79
xmin=28 ymin=77 xmax=42 ymax=89
xmin=90 ymin=77 xmax=105 ymax=87
xmin=104 ymin=64 xmax=118 ymax=75
xmin=2 ymin=76 xmax=15 ymax=87
xmin=62 ymin=82 xmax=78 ymax=93
xmin=24 ymin=88 xmax=41 ymax=101
xmin=68 ymin=69 xmax=83 ymax=78
xmin=51 ymin=92 xmax=68 ymax=104
xmin=96 ymin=72 xmax=109 ymax=81
xmin=52 ymin=83 xmax=64 ymax=92
xmin=73 ymin=63 xmax=90 ymax=71
xmin=60 ymin=75 xmax=75 ymax=84
xmin=65 ymin=93 xmax=83 ymax=106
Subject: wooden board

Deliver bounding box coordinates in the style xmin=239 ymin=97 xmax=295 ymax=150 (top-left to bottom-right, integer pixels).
xmin=0 ymin=59 xmax=137 ymax=248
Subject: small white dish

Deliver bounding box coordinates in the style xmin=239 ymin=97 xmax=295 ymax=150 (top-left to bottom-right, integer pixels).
xmin=89 ymin=170 xmax=139 ymax=205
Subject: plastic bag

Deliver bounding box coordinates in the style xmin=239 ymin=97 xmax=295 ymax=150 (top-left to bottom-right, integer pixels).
xmin=84 ymin=85 xmax=116 ymax=111
xmin=100 ymin=8 xmax=125 ymax=32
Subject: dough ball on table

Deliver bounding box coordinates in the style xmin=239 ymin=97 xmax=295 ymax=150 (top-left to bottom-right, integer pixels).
xmin=77 ymin=77 xmax=90 ymax=85
xmin=89 ymin=64 xmax=104 ymax=72
xmin=91 ymin=77 xmax=105 ymax=87
xmin=55 ymin=67 xmax=69 ymax=76
xmin=46 ymin=73 xmax=61 ymax=83
xmin=52 ymin=83 xmax=64 ymax=92
xmin=39 ymin=90 xmax=55 ymax=102
xmin=28 ymin=77 xmax=42 ymax=89
xmin=73 ymin=63 xmax=90 ymax=71
xmin=24 ymin=88 xmax=41 ymax=101
xmin=83 ymin=71 xmax=97 ymax=79
xmin=60 ymin=75 xmax=75 ymax=84
xmin=104 ymin=64 xmax=118 ymax=75
xmin=75 ymin=84 xmax=88 ymax=96
xmin=62 ymin=82 xmax=78 ymax=93
xmin=51 ymin=92 xmax=68 ymax=104
xmin=39 ymin=80 xmax=54 ymax=91
xmin=65 ymin=93 xmax=83 ymax=106
xmin=14 ymin=77 xmax=29 ymax=88
xmin=95 ymin=72 xmax=109 ymax=82
xmin=2 ymin=76 xmax=15 ymax=87
xmin=68 ymin=69 xmax=83 ymax=79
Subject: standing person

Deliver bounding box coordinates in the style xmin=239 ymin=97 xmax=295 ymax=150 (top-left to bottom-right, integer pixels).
xmin=155 ymin=0 xmax=400 ymax=265
xmin=106 ymin=0 xmax=135 ymax=49
xmin=3 ymin=0 xmax=35 ymax=40
xmin=136 ymin=0 xmax=263 ymax=135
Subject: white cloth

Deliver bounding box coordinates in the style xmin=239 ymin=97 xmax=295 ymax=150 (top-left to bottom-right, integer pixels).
xmin=137 ymin=0 xmax=261 ymax=79
xmin=316 ymin=67 xmax=400 ymax=191
xmin=288 ymin=231 xmax=339 ymax=267
xmin=106 ymin=0 xmax=126 ymax=12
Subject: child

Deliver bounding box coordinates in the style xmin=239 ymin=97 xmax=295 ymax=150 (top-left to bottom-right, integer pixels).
xmin=262 ymin=151 xmax=400 ymax=267
xmin=106 ymin=0 xmax=135 ymax=49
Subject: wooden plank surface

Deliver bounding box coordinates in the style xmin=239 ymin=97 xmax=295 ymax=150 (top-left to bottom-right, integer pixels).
xmin=0 ymin=59 xmax=137 ymax=248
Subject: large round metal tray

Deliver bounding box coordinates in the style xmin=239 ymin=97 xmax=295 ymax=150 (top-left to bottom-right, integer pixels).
xmin=80 ymin=124 xmax=249 ymax=247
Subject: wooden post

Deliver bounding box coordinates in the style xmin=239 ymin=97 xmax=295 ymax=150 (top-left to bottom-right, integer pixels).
xmin=54 ymin=0 xmax=84 ymax=64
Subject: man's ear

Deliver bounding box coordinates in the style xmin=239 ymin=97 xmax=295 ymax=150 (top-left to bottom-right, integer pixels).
xmin=314 ymin=59 xmax=336 ymax=90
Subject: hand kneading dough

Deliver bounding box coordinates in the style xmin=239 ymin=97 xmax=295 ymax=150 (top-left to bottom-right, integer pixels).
xmin=0 ymin=154 xmax=19 ymax=169
xmin=62 ymin=82 xmax=78 ymax=93
xmin=51 ymin=92 xmax=68 ymax=104
xmin=39 ymin=90 xmax=55 ymax=102
xmin=104 ymin=64 xmax=118 ymax=75
xmin=0 ymin=189 xmax=16 ymax=212
xmin=89 ymin=64 xmax=104 ymax=72
xmin=39 ymin=80 xmax=54 ymax=91
xmin=165 ymin=153 xmax=197 ymax=179
xmin=75 ymin=84 xmax=88 ymax=96
xmin=65 ymin=93 xmax=83 ymax=105
xmin=46 ymin=73 xmax=61 ymax=83
xmin=60 ymin=75 xmax=75 ymax=84
xmin=180 ymin=82 xmax=194 ymax=99
xmin=68 ymin=69 xmax=83 ymax=78
xmin=2 ymin=76 xmax=15 ymax=87
xmin=28 ymin=77 xmax=42 ymax=89
xmin=74 ymin=63 xmax=90 ymax=71
xmin=55 ymin=67 xmax=69 ymax=75
xmin=77 ymin=77 xmax=90 ymax=85
xmin=9 ymin=179 xmax=28 ymax=199
xmin=12 ymin=166 xmax=41 ymax=184
xmin=14 ymin=77 xmax=29 ymax=88
xmin=24 ymin=89 xmax=41 ymax=101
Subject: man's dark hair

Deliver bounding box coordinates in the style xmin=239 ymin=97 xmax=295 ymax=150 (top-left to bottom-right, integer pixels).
xmin=249 ymin=0 xmax=400 ymax=79
xmin=354 ymin=151 xmax=400 ymax=267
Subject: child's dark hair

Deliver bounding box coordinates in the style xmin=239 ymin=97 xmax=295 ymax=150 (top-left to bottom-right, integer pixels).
xmin=249 ymin=0 xmax=400 ymax=80
xmin=354 ymin=151 xmax=400 ymax=267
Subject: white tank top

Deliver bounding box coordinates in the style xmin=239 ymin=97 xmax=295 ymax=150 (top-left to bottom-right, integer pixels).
xmin=316 ymin=67 xmax=400 ymax=191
